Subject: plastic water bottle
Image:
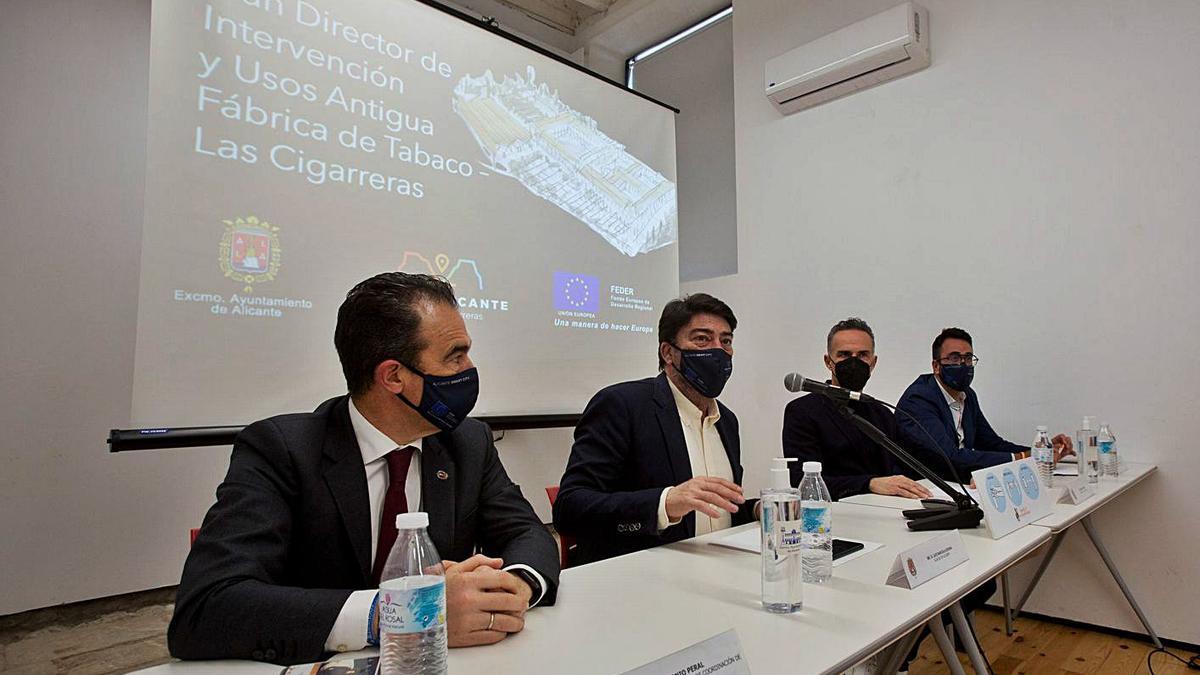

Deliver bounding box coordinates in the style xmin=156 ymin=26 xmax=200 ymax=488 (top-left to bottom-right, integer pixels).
xmin=761 ymin=458 xmax=802 ymax=613
xmin=799 ymin=461 xmax=833 ymax=584
xmin=378 ymin=512 xmax=447 ymax=675
xmin=1078 ymin=417 xmax=1099 ymax=485
xmin=1032 ymin=425 xmax=1055 ymax=488
xmin=1098 ymin=422 xmax=1118 ymax=477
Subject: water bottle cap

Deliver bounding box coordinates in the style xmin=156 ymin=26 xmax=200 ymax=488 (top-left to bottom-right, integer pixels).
xmin=1081 ymin=417 xmax=1093 ymax=430
xmin=1036 ymin=425 xmax=1048 ymax=432
xmin=395 ymin=512 xmax=429 ymax=530
xmin=802 ymin=461 xmax=822 ymax=473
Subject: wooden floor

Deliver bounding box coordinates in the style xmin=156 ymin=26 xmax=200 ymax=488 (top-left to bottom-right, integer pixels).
xmin=0 ymin=596 xmax=1194 ymax=674
xmin=908 ymin=609 xmax=1194 ymax=675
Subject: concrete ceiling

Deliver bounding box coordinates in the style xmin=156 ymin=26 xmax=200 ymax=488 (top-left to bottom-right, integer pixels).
xmin=439 ymin=0 xmax=729 ymax=58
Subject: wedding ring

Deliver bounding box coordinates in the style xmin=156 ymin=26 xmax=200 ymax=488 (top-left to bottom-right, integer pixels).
xmin=487 ymin=612 xmax=495 ymax=630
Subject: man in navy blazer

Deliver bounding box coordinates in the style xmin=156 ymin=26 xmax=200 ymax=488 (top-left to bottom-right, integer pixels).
xmin=897 ymin=327 xmax=1073 ymax=477
xmin=553 ymin=293 xmax=754 ymax=566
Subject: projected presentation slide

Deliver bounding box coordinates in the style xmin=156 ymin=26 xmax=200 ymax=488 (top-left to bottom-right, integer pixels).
xmin=132 ymin=0 xmax=679 ymax=426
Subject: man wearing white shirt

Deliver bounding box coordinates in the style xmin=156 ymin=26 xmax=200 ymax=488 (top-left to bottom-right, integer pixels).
xmin=169 ymin=273 xmax=558 ymax=665
xmin=554 ymin=293 xmax=755 ymax=566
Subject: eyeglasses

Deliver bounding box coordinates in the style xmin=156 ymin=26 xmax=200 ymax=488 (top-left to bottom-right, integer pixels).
xmin=938 ymin=352 xmax=980 ymax=366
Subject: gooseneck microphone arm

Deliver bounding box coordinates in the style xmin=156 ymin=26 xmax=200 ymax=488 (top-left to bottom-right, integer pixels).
xmin=835 ymin=402 xmax=984 ymax=531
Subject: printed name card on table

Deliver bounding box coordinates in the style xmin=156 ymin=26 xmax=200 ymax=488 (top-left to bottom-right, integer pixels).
xmin=885 ymin=530 xmax=968 ymax=589
xmin=623 ymin=629 xmax=750 ymax=675
xmin=1058 ymin=479 xmax=1096 ymax=505
xmin=971 ymin=457 xmax=1056 ymax=539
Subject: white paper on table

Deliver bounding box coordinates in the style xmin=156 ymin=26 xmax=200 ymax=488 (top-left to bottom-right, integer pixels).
xmin=918 ymin=479 xmax=980 ymax=503
xmin=709 ymin=528 xmax=883 ymax=566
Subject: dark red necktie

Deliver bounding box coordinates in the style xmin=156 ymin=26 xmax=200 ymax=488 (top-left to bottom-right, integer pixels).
xmin=372 ymin=446 xmax=415 ymax=585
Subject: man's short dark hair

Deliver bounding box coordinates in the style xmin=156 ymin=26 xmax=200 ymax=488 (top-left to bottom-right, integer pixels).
xmin=826 ymin=317 xmax=875 ymax=353
xmin=657 ymin=293 xmax=737 ymax=370
xmin=932 ymin=327 xmax=973 ymax=360
xmin=334 ymin=272 xmax=458 ymax=396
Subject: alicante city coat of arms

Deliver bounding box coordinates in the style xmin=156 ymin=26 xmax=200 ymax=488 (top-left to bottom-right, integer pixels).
xmin=219 ymin=216 xmax=280 ymax=292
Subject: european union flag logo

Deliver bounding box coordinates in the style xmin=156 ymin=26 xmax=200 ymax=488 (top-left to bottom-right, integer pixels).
xmin=553 ymin=272 xmax=599 ymax=312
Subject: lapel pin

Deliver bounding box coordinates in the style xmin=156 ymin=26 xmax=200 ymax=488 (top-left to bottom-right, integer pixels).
xmin=436 ymin=470 xmax=449 ymax=480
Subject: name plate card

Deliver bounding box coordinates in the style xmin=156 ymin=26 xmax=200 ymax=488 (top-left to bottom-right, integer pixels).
xmin=971 ymin=457 xmax=1056 ymax=539
xmin=1058 ymin=479 xmax=1096 ymax=505
xmin=886 ymin=530 xmax=968 ymax=589
xmin=623 ymin=629 xmax=750 ymax=675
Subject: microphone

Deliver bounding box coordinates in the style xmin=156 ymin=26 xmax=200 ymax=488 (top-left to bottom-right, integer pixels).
xmin=783 ymin=373 xmax=876 ymax=403
xmin=782 ymin=372 xmax=983 ymax=531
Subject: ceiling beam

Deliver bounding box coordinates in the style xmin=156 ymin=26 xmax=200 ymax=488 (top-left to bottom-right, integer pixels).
xmin=494 ymin=0 xmax=580 ymax=34
xmin=568 ymin=0 xmax=611 ymax=11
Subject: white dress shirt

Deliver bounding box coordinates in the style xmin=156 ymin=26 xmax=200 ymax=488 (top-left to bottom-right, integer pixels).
xmin=935 ymin=377 xmax=1019 ymax=461
xmin=654 ymin=377 xmax=735 ymax=535
xmin=324 ymin=399 xmax=546 ymax=652
xmin=936 ymin=377 xmax=967 ymax=449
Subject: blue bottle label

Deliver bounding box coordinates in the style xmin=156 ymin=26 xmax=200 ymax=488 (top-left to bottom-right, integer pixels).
xmin=801 ymin=506 xmax=829 ymax=534
xmin=379 ymin=577 xmax=446 ymax=635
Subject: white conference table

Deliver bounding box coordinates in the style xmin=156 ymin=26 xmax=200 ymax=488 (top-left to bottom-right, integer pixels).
xmin=140 ymin=501 xmax=1049 ymax=675
xmin=841 ymin=463 xmax=1161 ymax=646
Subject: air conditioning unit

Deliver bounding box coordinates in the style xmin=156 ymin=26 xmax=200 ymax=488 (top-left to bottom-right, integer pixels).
xmin=765 ymin=2 xmax=929 ymax=115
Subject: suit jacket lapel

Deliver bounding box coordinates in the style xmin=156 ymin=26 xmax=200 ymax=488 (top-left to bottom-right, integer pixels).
xmin=926 ymin=375 xmax=957 ymax=441
xmin=420 ymin=434 xmax=457 ymax=557
xmin=962 ymin=390 xmax=977 ymax=448
xmin=322 ymin=397 xmax=372 ymax=583
xmin=653 ymin=373 xmax=692 ymax=485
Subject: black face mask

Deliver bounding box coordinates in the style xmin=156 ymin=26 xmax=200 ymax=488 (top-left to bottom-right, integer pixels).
xmin=670 ymin=344 xmax=733 ymax=398
xmin=397 ymin=365 xmax=480 ymax=432
xmin=833 ymin=357 xmax=871 ymax=392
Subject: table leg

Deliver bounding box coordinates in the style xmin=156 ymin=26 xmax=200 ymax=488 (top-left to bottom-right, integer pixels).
xmin=1001 ymin=571 xmax=1013 ymax=636
xmin=927 ymin=617 xmax=968 ymax=675
xmin=1011 ymin=529 xmax=1066 ymax=621
xmin=1081 ymin=515 xmax=1164 ymax=649
xmin=949 ymin=602 xmax=989 ymax=675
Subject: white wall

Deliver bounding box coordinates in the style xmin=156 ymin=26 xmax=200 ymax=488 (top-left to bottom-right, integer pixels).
xmin=0 ymin=0 xmax=226 ymax=615
xmin=689 ymin=0 xmax=1200 ymax=643
xmin=634 ymin=18 xmax=738 ymax=282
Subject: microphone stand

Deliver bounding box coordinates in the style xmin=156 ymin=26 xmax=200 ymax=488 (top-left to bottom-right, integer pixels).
xmin=834 ymin=400 xmax=984 ymax=531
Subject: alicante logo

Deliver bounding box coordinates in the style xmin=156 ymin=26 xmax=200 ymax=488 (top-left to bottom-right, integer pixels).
xmin=398 ymin=251 xmax=483 ymax=291
xmin=219 ymin=216 xmax=281 ymax=292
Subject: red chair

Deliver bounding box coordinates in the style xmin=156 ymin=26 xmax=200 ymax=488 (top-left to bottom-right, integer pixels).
xmin=545 ymin=486 xmax=575 ymax=569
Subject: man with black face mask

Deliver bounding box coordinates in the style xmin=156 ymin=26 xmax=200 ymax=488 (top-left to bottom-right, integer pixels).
xmin=782 ymin=318 xmax=932 ymax=500
xmin=897 ymin=327 xmax=1074 ymax=477
xmin=169 ymin=273 xmax=558 ymax=665
xmin=554 ymin=293 xmax=756 ymax=566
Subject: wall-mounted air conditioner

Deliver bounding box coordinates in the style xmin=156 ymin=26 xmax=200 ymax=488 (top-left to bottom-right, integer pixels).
xmin=765 ymin=2 xmax=929 ymax=115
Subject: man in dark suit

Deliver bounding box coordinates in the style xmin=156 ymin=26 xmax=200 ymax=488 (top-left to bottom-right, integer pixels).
xmin=553 ymin=293 xmax=754 ymax=566
xmin=897 ymin=327 xmax=1073 ymax=477
xmin=782 ymin=317 xmax=931 ymax=500
xmin=168 ymin=273 xmax=559 ymax=665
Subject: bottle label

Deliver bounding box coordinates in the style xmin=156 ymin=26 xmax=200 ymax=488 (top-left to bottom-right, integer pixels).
xmin=774 ymin=519 xmax=804 ymax=554
xmin=379 ymin=577 xmax=446 ymax=635
xmin=1099 ymin=441 xmax=1114 ymax=455
xmin=801 ymin=506 xmax=829 ymax=534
